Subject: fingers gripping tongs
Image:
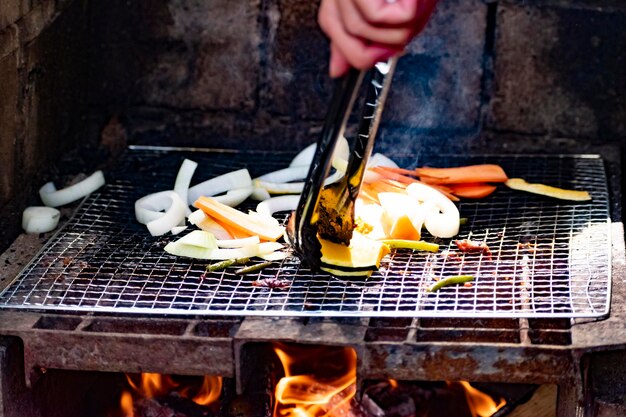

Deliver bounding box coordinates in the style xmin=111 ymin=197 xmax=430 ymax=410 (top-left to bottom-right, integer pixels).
xmin=288 ymin=58 xmax=398 ymax=270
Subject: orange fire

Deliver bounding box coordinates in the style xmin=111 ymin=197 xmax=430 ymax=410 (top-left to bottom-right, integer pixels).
xmin=450 ymin=381 xmax=506 ymax=417
xmin=273 ymin=343 xmax=357 ymax=417
xmin=117 ymin=373 xmax=222 ymax=417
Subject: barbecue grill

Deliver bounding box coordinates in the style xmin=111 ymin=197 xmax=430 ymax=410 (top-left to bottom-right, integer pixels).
xmin=0 ymin=145 xmax=625 ymax=417
xmin=2 ymin=0 xmax=626 ymax=415
xmin=0 ymin=148 xmax=612 ymax=318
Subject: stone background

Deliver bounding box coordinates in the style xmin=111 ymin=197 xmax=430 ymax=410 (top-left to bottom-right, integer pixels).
xmin=0 ymin=0 xmax=625 ymax=251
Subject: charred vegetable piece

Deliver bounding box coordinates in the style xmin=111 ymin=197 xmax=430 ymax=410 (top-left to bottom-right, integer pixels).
xmin=505 ymin=178 xmax=591 ymax=201
xmin=235 ymin=261 xmax=273 ymax=275
xmin=252 ymin=277 xmax=291 ymax=289
xmin=206 ymin=257 xmax=250 ymax=273
xmin=455 ymin=239 xmax=492 ymax=257
xmin=382 ymin=239 xmax=439 ymax=252
xmin=428 ymin=275 xmax=475 ymax=292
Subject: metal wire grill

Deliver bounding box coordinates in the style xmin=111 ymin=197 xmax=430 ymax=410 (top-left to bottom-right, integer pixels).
xmin=0 ymin=148 xmax=612 ymax=318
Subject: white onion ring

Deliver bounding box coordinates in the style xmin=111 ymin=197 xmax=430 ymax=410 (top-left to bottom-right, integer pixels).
xmin=187 ymin=169 xmax=252 ymax=204
xmin=22 ymin=206 xmax=61 ymax=233
xmin=135 ymin=190 xmax=175 ymax=224
xmin=255 ymin=166 xmax=309 ymax=183
xmin=364 ymin=153 xmax=399 ymax=184
xmin=135 ymin=191 xmax=188 ymax=236
xmin=290 ymin=143 xmax=317 ymax=167
xmin=39 ymin=171 xmax=106 ymax=207
xmin=256 ymin=195 xmax=300 ymax=217
xmin=288 ymin=136 xmax=350 ymax=168
xmin=251 ymin=187 xmax=271 ymax=201
xmin=213 ymin=186 xmax=253 ymax=207
xmin=406 ymin=183 xmax=460 ymax=238
xmin=253 ymin=180 xmax=304 ymax=195
xmin=174 ymin=159 xmax=198 ymax=214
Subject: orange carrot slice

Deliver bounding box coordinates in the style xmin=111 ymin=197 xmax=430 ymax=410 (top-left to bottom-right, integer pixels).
xmin=415 ymin=164 xmax=508 ymax=184
xmin=370 ymin=167 xmax=460 ymax=201
xmin=448 ymin=183 xmax=497 ymax=199
xmin=194 ymin=196 xmax=284 ymax=242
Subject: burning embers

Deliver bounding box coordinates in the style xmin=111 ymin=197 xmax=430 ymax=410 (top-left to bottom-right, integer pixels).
xmin=114 ymin=373 xmax=222 ymax=417
xmin=271 ymin=343 xmax=506 ymax=417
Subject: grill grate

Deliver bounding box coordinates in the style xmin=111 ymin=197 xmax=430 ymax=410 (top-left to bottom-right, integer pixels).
xmin=0 ymin=148 xmax=612 ymax=318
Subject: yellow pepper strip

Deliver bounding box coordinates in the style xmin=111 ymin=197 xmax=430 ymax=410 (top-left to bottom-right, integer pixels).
xmin=505 ymin=178 xmax=591 ymax=201
xmin=382 ymin=239 xmax=439 ymax=252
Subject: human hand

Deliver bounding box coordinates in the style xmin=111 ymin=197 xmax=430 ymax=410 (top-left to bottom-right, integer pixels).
xmin=318 ymin=0 xmax=438 ymax=77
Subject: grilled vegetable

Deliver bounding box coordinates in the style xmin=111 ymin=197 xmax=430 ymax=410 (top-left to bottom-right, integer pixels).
xmin=505 ymin=178 xmax=591 ymax=201
xmin=447 ymin=183 xmax=497 ymax=199
xmin=382 ymin=239 xmax=439 ymax=252
xmin=206 ymin=257 xmax=250 ymax=272
xmin=194 ymin=196 xmax=284 ymax=241
xmin=428 ymin=275 xmax=475 ymax=292
xmin=319 ymin=232 xmax=390 ymax=277
xmin=235 ymin=261 xmax=273 ymax=275
xmin=416 ymin=164 xmax=508 ymax=185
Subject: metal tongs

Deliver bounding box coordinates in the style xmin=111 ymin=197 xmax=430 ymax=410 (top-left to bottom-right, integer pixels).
xmin=288 ymin=58 xmax=398 ymax=270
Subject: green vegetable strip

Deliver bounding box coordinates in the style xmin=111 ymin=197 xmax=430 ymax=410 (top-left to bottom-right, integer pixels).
xmin=206 ymin=257 xmax=250 ymax=272
xmin=382 ymin=239 xmax=439 ymax=252
xmin=235 ymin=261 xmax=274 ymax=275
xmin=427 ymin=275 xmax=475 ymax=292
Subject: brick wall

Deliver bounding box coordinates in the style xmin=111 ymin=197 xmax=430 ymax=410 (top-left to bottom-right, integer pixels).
xmin=0 ymin=0 xmax=93 ymax=252
xmin=0 ymin=0 xmax=624 ymax=251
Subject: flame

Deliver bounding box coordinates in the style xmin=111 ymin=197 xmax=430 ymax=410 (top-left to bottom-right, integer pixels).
xmin=191 ymin=375 xmax=222 ymax=405
xmin=454 ymin=381 xmax=506 ymax=417
xmin=273 ymin=343 xmax=357 ymax=417
xmin=119 ymin=391 xmax=134 ymax=417
xmin=115 ymin=373 xmax=222 ymax=416
xmin=388 ymin=378 xmax=398 ymax=389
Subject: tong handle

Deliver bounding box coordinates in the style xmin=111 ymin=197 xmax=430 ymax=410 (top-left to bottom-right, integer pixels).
xmin=344 ymin=58 xmax=398 ymax=202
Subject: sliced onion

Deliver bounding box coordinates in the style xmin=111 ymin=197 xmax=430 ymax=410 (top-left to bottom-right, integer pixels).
xmin=174 ymin=159 xmax=198 ymax=214
xmin=135 ymin=191 xmax=187 ymax=236
xmin=188 ymin=209 xmax=207 ymax=225
xmin=39 ymin=171 xmax=106 ymax=207
xmin=406 ymin=183 xmax=460 ymax=238
xmin=213 ymin=186 xmax=253 ymax=207
xmin=217 ymin=236 xmax=260 ymax=248
xmin=289 ymin=136 xmax=349 ymax=168
xmin=178 ymin=230 xmax=218 ymax=248
xmin=364 ymin=153 xmax=400 ymax=184
xmin=22 ymin=206 xmax=61 ymax=233
xmin=256 ymin=195 xmax=300 ymax=217
xmin=171 ymin=226 xmax=187 ymax=235
xmin=255 ymin=166 xmax=309 ymax=183
xmin=251 ymin=187 xmax=271 ymax=201
xmin=247 ymin=210 xmax=282 ymax=228
xmin=290 ymin=143 xmax=317 ymax=167
xmin=188 ymin=209 xmax=233 ymax=240
xmin=253 ymin=180 xmax=304 ymax=195
xmin=165 ymin=241 xmax=262 ymax=260
xmin=188 ymin=168 xmax=252 ymax=204
xmin=258 ymin=242 xmax=285 ymax=254
xmin=136 ymin=191 xmax=175 ymax=224
xmin=260 ymin=251 xmax=290 ymax=261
